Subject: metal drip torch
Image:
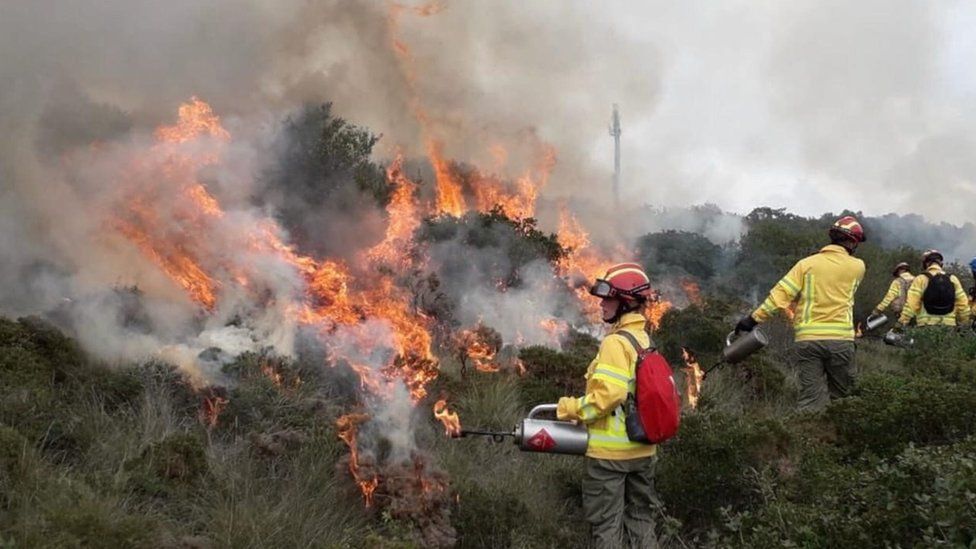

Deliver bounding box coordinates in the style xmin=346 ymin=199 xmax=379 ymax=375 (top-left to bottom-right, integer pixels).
xmin=457 ymin=404 xmax=588 ymax=456
xmin=702 ymin=329 xmax=769 ymax=378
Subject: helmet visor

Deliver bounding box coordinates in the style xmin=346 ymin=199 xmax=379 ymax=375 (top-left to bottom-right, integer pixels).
xmin=589 ymin=279 xmax=615 ymax=298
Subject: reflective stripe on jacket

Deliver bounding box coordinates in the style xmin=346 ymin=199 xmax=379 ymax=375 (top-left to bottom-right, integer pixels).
xmin=561 ymin=312 xmax=656 ymax=460
xmin=752 ymin=244 xmax=865 ymax=342
xmin=898 ymin=265 xmax=971 ymax=327
xmin=875 ymin=272 xmax=914 ymax=313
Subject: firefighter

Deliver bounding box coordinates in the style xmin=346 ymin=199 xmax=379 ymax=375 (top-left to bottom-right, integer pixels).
xmin=734 ymin=216 xmax=866 ymax=412
xmin=896 ymin=250 xmax=971 ymax=329
xmin=970 ymin=257 xmax=976 ymax=331
xmin=872 ymin=262 xmax=914 ymax=319
xmin=556 ymin=263 xmax=660 ymax=549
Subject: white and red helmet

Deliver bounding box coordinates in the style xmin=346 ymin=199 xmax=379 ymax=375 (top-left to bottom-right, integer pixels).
xmin=830 ymin=216 xmax=866 ymax=243
xmin=589 ymin=263 xmax=652 ymax=303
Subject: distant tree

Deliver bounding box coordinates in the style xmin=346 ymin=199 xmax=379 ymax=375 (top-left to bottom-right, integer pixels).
xmin=258 ymin=103 xmax=389 ymax=257
xmin=636 ymin=230 xmax=724 ymax=281
xmin=417 ymin=209 xmax=565 ymax=289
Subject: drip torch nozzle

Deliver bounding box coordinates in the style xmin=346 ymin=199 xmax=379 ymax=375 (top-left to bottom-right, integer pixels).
xmin=459 ymin=429 xmax=514 ymax=443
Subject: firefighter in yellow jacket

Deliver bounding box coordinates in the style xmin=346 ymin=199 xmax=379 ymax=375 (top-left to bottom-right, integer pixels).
xmin=556 ymin=263 xmax=659 ymax=549
xmin=969 ymin=257 xmax=976 ymax=331
xmin=872 ymin=262 xmax=914 ymax=318
xmin=896 ymin=250 xmax=970 ymax=328
xmin=734 ymin=216 xmax=866 ymax=411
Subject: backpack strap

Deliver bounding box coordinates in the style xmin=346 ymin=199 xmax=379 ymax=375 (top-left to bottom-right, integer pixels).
xmin=614 ymin=329 xmax=656 ymax=355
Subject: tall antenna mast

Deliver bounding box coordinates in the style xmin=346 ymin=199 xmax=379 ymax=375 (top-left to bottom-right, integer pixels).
xmin=609 ymin=103 xmax=621 ymax=206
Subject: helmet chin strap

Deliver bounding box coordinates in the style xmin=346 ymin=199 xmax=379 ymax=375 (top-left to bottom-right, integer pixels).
xmin=603 ymin=298 xmax=641 ymax=324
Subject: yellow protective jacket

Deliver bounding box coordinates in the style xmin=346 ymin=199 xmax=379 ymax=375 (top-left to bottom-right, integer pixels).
xmin=874 ymin=272 xmax=914 ymax=314
xmin=897 ymin=265 xmax=971 ymax=327
xmin=751 ymin=244 xmax=865 ymax=342
xmin=556 ymin=312 xmax=656 ymax=460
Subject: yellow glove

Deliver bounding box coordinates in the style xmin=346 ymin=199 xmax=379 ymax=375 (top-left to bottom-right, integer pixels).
xmin=556 ymin=397 xmax=580 ymax=421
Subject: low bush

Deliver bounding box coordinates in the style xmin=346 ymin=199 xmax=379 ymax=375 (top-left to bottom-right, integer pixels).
xmin=657 ymin=411 xmax=792 ymax=528
xmin=827 ymin=373 xmax=976 ymax=458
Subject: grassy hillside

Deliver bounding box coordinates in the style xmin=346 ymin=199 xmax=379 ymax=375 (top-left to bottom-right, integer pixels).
xmin=2 ymin=306 xmax=975 ymax=547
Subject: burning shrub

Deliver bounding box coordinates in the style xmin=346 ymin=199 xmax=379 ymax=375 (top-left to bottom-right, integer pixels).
xmin=418 ymin=210 xmax=566 ymax=293
xmin=258 ymin=103 xmax=390 ymax=258
xmin=454 ymin=323 xmax=503 ymax=375
xmin=126 ymin=432 xmax=209 ymax=496
xmin=826 ymin=373 xmax=976 ymax=458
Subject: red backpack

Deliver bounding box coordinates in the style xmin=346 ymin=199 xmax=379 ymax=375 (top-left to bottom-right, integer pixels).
xmin=615 ymin=330 xmax=681 ymax=444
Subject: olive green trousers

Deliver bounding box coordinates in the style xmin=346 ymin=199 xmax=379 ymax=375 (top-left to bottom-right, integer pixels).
xmin=794 ymin=339 xmax=856 ymax=412
xmin=583 ymin=455 xmax=660 ymax=549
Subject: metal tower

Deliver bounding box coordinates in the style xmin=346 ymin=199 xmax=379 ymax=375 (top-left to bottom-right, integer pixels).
xmin=609 ymin=104 xmax=621 ymax=205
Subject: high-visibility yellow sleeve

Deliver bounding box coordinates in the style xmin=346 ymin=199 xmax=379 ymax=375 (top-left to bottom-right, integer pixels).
xmin=952 ymin=276 xmax=971 ymax=324
xmin=875 ymin=279 xmax=901 ymax=312
xmin=752 ymin=261 xmax=803 ymax=322
xmin=575 ymin=335 xmax=633 ymax=424
xmin=899 ymin=276 xmax=926 ymax=325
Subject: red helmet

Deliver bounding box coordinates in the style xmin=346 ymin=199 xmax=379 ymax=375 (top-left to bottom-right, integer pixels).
xmin=589 ymin=263 xmax=652 ymax=302
xmin=921 ymin=249 xmax=944 ymax=267
xmin=891 ymin=262 xmax=910 ymax=276
xmin=830 ymin=216 xmax=866 ymax=243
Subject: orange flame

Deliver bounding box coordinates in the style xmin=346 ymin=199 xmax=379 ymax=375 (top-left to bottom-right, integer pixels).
xmin=336 ymin=413 xmax=379 ymax=507
xmin=427 ymin=139 xmax=467 ymax=217
xmin=366 ymin=152 xmax=422 ymax=268
xmin=681 ymin=347 xmax=704 ymax=410
xmin=646 ymin=299 xmax=673 ymax=331
xmin=432 ymin=399 xmax=461 ymax=437
xmin=154 ymin=96 xmax=230 ymax=144
xmin=539 ymin=318 xmax=569 ymax=344
xmin=456 ymin=327 xmax=500 ymax=373
xmin=199 ymin=391 xmax=229 ymax=428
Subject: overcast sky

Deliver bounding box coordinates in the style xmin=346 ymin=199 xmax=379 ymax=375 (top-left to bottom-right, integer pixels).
xmin=576 ymin=1 xmax=976 ymax=224
xmin=3 ymin=1 xmax=976 ymax=225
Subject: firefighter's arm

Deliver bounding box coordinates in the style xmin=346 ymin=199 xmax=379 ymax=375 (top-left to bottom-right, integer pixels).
xmin=953 ymin=277 xmax=971 ymax=324
xmin=874 ymin=279 xmax=899 ymax=314
xmin=899 ymin=278 xmax=924 ymax=325
xmin=751 ymin=262 xmax=803 ymax=323
xmin=556 ymin=336 xmax=630 ymax=423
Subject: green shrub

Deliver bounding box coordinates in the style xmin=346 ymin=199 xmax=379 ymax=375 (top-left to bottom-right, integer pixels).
xmin=713 ymin=437 xmax=976 ymax=548
xmin=657 ymin=412 xmax=791 ymax=527
xmin=517 ymin=345 xmax=587 ymax=407
xmin=126 ymin=432 xmax=209 ymax=497
xmin=0 ymin=423 xmax=28 ymax=483
xmin=827 ymin=373 xmax=976 ymax=457
xmin=453 ymin=483 xmax=529 ymax=549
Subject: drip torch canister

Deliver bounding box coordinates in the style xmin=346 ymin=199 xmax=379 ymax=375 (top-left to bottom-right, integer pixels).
xmin=704 ymin=329 xmax=770 ymax=378
xmin=883 ymin=328 xmax=914 ymax=348
xmin=722 ymin=329 xmax=769 ymax=364
xmin=512 ymin=404 xmax=589 ymax=456
xmin=865 ymin=313 xmax=888 ymax=332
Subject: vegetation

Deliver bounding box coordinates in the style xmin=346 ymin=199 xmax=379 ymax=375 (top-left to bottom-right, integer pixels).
xmin=3 ymin=106 xmax=975 ymax=547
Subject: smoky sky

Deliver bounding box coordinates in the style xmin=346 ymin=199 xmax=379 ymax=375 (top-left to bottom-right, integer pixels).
xmin=2 ymin=1 xmax=974 ymax=323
